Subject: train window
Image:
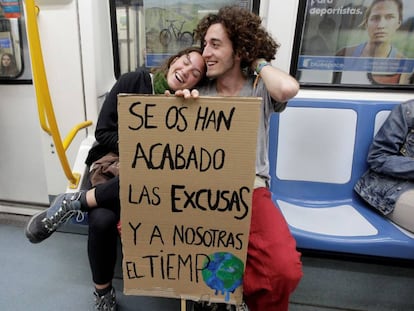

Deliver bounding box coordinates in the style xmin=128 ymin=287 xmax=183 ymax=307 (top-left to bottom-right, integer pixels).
xmin=111 ymin=0 xmax=259 ymax=77
xmin=294 ymin=0 xmax=414 ymax=88
xmin=0 ymin=0 xmax=24 ymax=79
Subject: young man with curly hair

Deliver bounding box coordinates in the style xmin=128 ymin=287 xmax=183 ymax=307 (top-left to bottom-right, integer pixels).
xmin=182 ymin=6 xmax=303 ymax=311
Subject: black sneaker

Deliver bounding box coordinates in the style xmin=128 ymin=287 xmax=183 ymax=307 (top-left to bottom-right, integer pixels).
xmin=25 ymin=192 xmax=85 ymax=243
xmin=237 ymin=302 xmax=249 ymax=311
xmin=192 ymin=302 xmax=235 ymax=311
xmin=94 ymin=287 xmax=117 ymax=311
xmin=192 ymin=301 xmax=249 ymax=311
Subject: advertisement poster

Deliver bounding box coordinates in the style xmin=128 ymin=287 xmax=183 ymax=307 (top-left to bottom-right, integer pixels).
xmin=143 ymin=0 xmax=251 ymax=67
xmin=0 ymin=1 xmax=21 ymax=77
xmin=118 ymin=95 xmax=260 ymax=305
xmin=0 ymin=0 xmax=21 ymax=18
xmin=298 ymin=0 xmax=414 ymax=86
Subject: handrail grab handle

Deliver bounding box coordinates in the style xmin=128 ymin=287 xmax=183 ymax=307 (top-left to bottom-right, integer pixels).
xmin=63 ymin=120 xmax=93 ymax=151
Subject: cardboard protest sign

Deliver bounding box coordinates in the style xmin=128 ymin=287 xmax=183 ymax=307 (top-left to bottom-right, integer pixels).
xmin=118 ymin=95 xmax=261 ymax=305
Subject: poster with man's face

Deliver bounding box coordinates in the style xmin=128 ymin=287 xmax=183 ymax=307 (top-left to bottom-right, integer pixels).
xmin=297 ymin=0 xmax=414 ymax=86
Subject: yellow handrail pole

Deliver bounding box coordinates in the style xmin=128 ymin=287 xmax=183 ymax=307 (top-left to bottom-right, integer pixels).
xmin=25 ymin=3 xmax=50 ymax=135
xmin=37 ymin=89 xmax=51 ymax=133
xmin=24 ymin=0 xmax=77 ymax=185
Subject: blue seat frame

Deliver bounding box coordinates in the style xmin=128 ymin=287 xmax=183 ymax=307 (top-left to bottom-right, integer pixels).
xmin=268 ymin=98 xmax=414 ymax=260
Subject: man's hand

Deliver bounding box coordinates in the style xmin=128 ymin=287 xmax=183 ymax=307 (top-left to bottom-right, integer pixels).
xmin=165 ymin=89 xmax=200 ymax=99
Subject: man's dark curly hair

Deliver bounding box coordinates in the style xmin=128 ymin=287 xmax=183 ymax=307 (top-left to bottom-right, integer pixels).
xmin=195 ymin=6 xmax=280 ymax=72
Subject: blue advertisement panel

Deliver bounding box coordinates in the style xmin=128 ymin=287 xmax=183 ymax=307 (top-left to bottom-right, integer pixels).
xmin=298 ymin=0 xmax=414 ymax=86
xmin=0 ymin=36 xmax=11 ymax=48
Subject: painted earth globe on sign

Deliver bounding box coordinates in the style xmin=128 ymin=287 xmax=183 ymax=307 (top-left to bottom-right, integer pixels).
xmin=201 ymin=252 xmax=244 ymax=301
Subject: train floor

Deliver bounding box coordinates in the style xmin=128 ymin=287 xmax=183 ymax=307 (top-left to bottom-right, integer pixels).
xmin=1 ymin=212 xmax=414 ymax=311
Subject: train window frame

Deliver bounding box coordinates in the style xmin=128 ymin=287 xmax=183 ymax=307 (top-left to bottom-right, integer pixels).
xmin=110 ymin=0 xmax=260 ymax=79
xmin=0 ymin=0 xmax=28 ymax=82
xmin=291 ymin=0 xmax=414 ymax=90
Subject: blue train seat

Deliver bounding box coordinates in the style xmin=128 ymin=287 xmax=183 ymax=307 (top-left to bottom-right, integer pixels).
xmin=269 ymin=98 xmax=414 ymax=260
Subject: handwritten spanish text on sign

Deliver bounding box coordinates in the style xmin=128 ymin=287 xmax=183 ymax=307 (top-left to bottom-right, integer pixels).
xmin=118 ymin=95 xmax=261 ymax=305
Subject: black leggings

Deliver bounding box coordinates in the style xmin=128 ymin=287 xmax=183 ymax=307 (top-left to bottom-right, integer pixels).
xmin=87 ymin=176 xmax=120 ymax=285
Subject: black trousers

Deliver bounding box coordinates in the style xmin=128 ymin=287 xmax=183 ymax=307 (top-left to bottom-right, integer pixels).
xmin=87 ymin=176 xmax=120 ymax=285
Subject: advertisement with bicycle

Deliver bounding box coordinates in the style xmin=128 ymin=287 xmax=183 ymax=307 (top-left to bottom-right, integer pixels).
xmin=144 ymin=0 xmax=252 ymax=67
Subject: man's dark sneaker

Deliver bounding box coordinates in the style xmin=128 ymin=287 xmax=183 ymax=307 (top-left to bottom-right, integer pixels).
xmin=192 ymin=301 xmax=235 ymax=311
xmin=25 ymin=191 xmax=85 ymax=243
xmin=192 ymin=301 xmax=249 ymax=311
xmin=94 ymin=287 xmax=117 ymax=311
xmin=237 ymin=302 xmax=249 ymax=311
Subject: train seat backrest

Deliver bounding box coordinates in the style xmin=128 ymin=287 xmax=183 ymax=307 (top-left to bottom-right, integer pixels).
xmin=269 ymin=98 xmax=395 ymax=202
